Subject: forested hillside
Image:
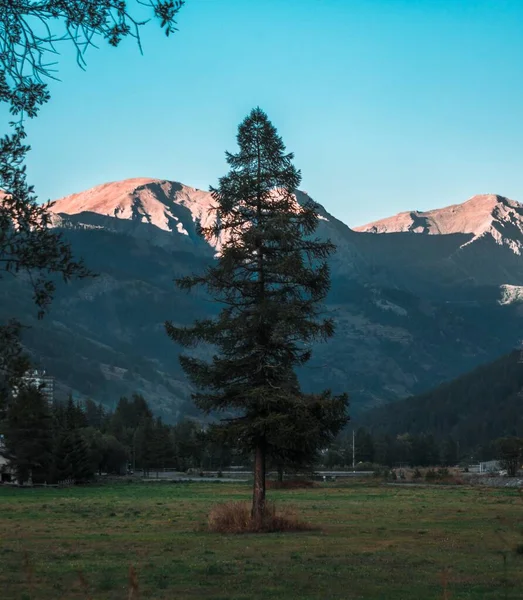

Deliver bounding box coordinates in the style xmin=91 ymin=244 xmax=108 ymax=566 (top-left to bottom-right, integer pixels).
xmin=362 ymin=350 xmax=523 ymax=453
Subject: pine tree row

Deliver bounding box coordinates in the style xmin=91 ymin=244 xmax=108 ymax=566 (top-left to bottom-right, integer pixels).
xmin=0 ymin=388 xmax=229 ymax=484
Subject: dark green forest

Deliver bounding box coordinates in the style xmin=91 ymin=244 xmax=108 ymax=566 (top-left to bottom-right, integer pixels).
xmin=4 ymin=352 xmax=523 ymax=485
xmin=0 ymin=390 xmax=233 ymax=485
xmin=360 ymin=350 xmax=523 ymax=459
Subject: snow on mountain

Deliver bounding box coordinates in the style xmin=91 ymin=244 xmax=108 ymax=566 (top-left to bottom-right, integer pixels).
xmin=355 ymin=194 xmax=523 ymax=255
xmin=499 ymin=284 xmax=523 ymax=305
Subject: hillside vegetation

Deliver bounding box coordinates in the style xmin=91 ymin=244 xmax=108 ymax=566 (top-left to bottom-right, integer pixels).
xmin=363 ymin=350 xmax=523 ymax=453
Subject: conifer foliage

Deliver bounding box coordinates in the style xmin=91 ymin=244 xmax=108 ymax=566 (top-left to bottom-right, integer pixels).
xmin=166 ymin=108 xmax=348 ymax=524
xmin=2 ymin=384 xmax=53 ymax=484
xmin=0 ymin=1 xmax=186 ymax=317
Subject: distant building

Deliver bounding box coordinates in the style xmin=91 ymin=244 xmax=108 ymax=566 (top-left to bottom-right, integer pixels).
xmin=15 ymin=370 xmax=55 ymax=405
xmin=469 ymin=460 xmax=501 ymax=474
xmin=479 ymin=460 xmax=501 ymax=473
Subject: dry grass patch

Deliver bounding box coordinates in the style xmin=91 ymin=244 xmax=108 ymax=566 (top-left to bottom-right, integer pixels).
xmin=207 ymin=501 xmax=313 ymax=534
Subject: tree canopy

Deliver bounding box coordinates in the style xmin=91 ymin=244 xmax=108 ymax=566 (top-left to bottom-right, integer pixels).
xmin=1 ymin=1 xmax=184 ymax=119
xmin=0 ymin=2 xmax=186 ymax=428
xmin=167 ymin=108 xmax=348 ymax=523
xmin=0 ymin=1 xmax=185 ymax=316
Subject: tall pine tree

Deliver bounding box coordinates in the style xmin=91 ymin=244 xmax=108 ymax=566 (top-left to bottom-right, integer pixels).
xmin=3 ymin=385 xmax=53 ymax=484
xmin=166 ymin=108 xmax=348 ymax=523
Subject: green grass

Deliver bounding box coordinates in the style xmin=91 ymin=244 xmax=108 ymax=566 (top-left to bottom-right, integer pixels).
xmin=1 ymin=481 xmax=522 ymax=599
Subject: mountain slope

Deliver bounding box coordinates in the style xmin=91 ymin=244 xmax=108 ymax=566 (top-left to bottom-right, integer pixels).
xmin=353 ymin=195 xmax=523 ymax=290
xmin=361 ymin=350 xmax=523 ymax=452
xmin=3 ymin=179 xmax=523 ymax=421
xmin=355 ymin=194 xmax=523 ymax=241
xmin=52 ymin=178 xmax=221 ymax=251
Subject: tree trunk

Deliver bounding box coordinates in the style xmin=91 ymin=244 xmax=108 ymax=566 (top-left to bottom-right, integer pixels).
xmin=252 ymin=439 xmax=266 ymax=526
xmin=277 ymin=465 xmax=284 ymax=483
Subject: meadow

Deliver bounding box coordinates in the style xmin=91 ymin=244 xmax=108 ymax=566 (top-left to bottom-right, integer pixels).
xmin=1 ymin=480 xmax=522 ymax=599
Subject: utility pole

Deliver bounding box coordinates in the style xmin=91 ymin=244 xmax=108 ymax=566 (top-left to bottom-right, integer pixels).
xmin=352 ymin=429 xmax=355 ymax=472
xmin=132 ymin=430 xmax=137 ymax=474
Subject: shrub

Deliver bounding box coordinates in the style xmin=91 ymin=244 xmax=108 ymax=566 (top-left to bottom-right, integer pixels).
xmin=437 ymin=467 xmax=450 ymax=479
xmin=425 ymin=469 xmax=437 ymax=481
xmin=413 ymin=468 xmax=422 ymax=480
xmin=207 ymin=501 xmax=313 ymax=534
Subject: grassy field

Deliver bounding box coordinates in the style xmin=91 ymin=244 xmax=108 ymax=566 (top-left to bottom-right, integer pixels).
xmin=1 ymin=480 xmax=523 ymax=599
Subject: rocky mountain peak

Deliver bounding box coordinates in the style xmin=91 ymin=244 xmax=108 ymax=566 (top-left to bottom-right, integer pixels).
xmin=51 ymin=178 xmax=342 ymax=254
xmin=52 ymin=178 xmax=220 ymax=246
xmin=355 ymin=194 xmax=523 ymax=252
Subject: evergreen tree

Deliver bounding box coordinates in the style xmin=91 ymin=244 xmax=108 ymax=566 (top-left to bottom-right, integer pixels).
xmin=109 ymin=393 xmax=154 ymax=464
xmin=0 ymin=2 xmax=185 ymax=320
xmin=52 ymin=424 xmax=93 ymax=483
xmin=373 ymin=434 xmax=395 ymax=467
xmin=150 ymin=417 xmax=174 ymax=475
xmin=203 ymin=430 xmax=234 ymax=471
xmin=166 ymin=108 xmax=348 ymax=523
xmin=111 ymin=395 xmax=153 ymax=437
xmin=267 ymin=391 xmax=348 ymax=480
xmin=410 ymin=434 xmax=439 ymax=467
xmin=3 ymin=385 xmax=53 ymax=483
xmin=395 ymin=434 xmax=413 ymax=466
xmin=355 ymin=428 xmax=375 ymax=464
xmin=53 ymin=432 xmax=76 ymax=482
xmin=84 ymin=399 xmax=106 ymax=430
xmin=65 ymin=394 xmax=87 ymax=430
xmin=134 ymin=414 xmax=155 ymax=476
xmin=0 ymin=320 xmax=31 ymax=419
xmin=172 ymin=419 xmax=206 ymax=471
xmin=101 ymin=435 xmax=129 ymax=474
xmin=69 ymin=431 xmax=93 ymax=482
xmin=50 ymin=395 xmax=92 ymax=482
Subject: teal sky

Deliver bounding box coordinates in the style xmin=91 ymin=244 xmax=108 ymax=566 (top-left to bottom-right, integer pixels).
xmin=18 ymin=0 xmax=523 ymax=227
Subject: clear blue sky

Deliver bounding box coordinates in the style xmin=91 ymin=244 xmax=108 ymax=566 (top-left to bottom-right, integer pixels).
xmin=16 ymin=0 xmax=523 ymax=227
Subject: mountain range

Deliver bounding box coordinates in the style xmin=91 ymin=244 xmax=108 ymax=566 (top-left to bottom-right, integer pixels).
xmin=3 ymin=179 xmax=523 ymax=422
